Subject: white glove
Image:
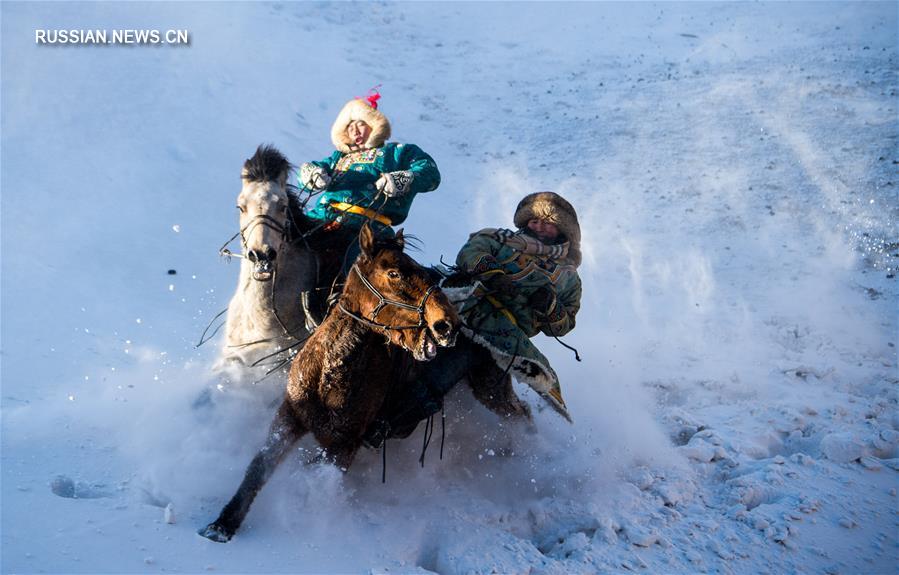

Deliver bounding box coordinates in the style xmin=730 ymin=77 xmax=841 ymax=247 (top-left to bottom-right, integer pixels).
xmin=375 ymin=170 xmax=415 ymax=198
xmin=299 ymin=163 xmax=331 ymax=191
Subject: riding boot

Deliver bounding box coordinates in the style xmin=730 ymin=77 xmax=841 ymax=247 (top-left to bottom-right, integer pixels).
xmin=361 ymin=419 xmax=392 ymax=449
xmin=299 ymin=241 xmax=347 ymax=332
xmin=361 ymin=390 xmax=443 ymax=448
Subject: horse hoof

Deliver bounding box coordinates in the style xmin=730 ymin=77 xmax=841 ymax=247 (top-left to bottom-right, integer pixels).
xmin=198 ymin=523 xmax=233 ymax=543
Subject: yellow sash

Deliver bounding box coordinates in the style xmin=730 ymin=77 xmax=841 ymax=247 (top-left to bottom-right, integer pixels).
xmin=329 ymin=202 xmax=392 ymax=226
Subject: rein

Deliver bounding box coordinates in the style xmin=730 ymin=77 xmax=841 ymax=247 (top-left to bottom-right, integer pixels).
xmin=337 ymin=263 xmax=439 ymax=333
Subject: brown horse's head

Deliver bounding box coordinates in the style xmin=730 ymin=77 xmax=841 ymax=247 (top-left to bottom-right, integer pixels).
xmin=345 ymin=224 xmax=460 ymax=361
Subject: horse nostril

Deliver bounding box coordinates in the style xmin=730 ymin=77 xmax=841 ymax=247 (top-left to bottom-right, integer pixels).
xmin=266 ymin=248 xmax=277 ymax=261
xmin=247 ymin=250 xmax=259 ymax=263
xmin=433 ymin=320 xmax=451 ymax=338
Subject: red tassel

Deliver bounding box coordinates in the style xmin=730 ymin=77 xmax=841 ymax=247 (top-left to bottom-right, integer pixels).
xmin=361 ymin=86 xmax=382 ymax=109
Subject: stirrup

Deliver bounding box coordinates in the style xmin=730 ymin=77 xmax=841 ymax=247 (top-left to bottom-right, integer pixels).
xmin=325 ymin=290 xmax=342 ymax=312
xmin=362 ymin=419 xmax=391 ymax=449
xmin=300 ymin=291 xmax=320 ymax=333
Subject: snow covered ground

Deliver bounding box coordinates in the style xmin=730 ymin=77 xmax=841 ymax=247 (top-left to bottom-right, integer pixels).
xmin=2 ymin=2 xmax=897 ymax=573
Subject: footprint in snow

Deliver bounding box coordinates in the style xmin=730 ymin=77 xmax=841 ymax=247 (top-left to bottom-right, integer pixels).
xmin=50 ymin=475 xmax=111 ymax=499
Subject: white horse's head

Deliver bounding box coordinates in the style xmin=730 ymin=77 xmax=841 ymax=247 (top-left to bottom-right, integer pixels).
xmin=237 ymin=146 xmax=293 ymax=281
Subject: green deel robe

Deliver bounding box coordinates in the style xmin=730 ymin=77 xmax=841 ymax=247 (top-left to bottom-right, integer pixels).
xmin=302 ymin=143 xmax=440 ymax=231
xmin=449 ymin=228 xmax=582 ymax=421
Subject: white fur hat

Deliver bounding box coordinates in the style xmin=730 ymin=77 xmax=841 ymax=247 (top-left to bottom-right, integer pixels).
xmin=330 ymin=95 xmax=392 ymax=153
xmin=513 ymin=191 xmax=582 ymax=267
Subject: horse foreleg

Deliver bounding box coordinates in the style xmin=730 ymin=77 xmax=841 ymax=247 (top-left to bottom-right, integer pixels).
xmin=199 ymin=401 xmax=305 ymax=542
xmin=467 ymin=363 xmax=533 ymax=422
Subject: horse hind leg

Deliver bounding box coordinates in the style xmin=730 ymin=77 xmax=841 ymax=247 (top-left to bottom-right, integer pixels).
xmin=466 ymin=366 xmax=536 ymax=459
xmin=467 ymin=357 xmax=533 ymax=422
xmin=199 ymin=401 xmax=305 ymax=542
xmin=469 ymin=373 xmax=533 ymax=421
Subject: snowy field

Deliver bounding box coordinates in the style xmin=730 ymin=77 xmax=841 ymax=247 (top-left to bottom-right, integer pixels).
xmin=2 ymin=2 xmax=897 ymax=574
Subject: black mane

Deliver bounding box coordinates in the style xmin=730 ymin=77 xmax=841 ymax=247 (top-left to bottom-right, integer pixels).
xmin=242 ymin=144 xmax=292 ymax=183
xmin=376 ymin=233 xmax=419 ymax=253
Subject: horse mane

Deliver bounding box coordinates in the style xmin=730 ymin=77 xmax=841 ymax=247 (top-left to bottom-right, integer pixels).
xmin=366 ymin=233 xmax=420 ymax=258
xmin=242 ymin=144 xmax=292 ymax=183
xmin=240 ymin=144 xmax=311 ymax=236
xmin=375 ymin=235 xmax=407 ymax=251
xmin=397 ymin=234 xmax=422 ymax=253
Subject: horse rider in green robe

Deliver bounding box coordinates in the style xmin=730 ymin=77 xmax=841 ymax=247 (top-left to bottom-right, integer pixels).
xmin=364 ymin=191 xmax=583 ymax=445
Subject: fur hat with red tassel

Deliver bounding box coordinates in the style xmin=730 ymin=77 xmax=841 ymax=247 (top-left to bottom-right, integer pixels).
xmin=513 ymin=191 xmax=582 ymax=267
xmin=330 ymin=89 xmax=392 ymax=153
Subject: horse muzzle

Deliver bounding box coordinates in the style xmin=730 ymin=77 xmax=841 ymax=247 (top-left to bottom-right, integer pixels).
xmin=252 ymin=258 xmax=274 ymax=281
xmin=413 ymin=319 xmax=458 ymax=361
xmin=248 ymin=248 xmax=276 ymax=281
xmin=430 ymin=319 xmax=458 ymax=349
xmin=413 ymin=329 xmax=440 ymax=362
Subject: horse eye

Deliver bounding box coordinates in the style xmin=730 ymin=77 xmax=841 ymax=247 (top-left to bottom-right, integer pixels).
xmin=237 ymin=205 xmax=246 ymax=213
xmin=387 ymin=270 xmax=400 ymax=280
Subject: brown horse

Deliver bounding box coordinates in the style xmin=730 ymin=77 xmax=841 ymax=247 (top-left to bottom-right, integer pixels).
xmin=199 ymin=223 xmax=460 ymax=542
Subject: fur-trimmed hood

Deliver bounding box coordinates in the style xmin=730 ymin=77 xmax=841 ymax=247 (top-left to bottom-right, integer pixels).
xmin=513 ymin=192 xmax=581 ymax=267
xmin=330 ymin=99 xmax=392 ymax=153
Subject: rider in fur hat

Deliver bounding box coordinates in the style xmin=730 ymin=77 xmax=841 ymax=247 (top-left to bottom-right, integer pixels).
xmin=299 ymin=91 xmax=440 ymax=245
xmin=297 ymin=91 xmax=441 ymax=325
xmin=364 ymin=192 xmax=583 ymax=445
xmin=450 ymin=191 xmax=582 ymax=418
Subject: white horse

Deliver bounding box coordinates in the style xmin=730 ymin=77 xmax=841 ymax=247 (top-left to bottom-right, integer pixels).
xmin=216 ymin=145 xmax=318 ymax=371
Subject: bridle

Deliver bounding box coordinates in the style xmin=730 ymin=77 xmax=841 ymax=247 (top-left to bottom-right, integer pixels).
xmin=338 ymin=263 xmax=440 ymax=333
xmin=216 ymin=199 xmax=306 ymax=343
xmin=218 ymin=213 xmax=293 ymax=262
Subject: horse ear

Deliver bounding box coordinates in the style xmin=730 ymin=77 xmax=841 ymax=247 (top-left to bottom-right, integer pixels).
xmin=359 ymin=222 xmax=376 ymax=258
xmin=394 ymin=228 xmax=405 ymax=250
